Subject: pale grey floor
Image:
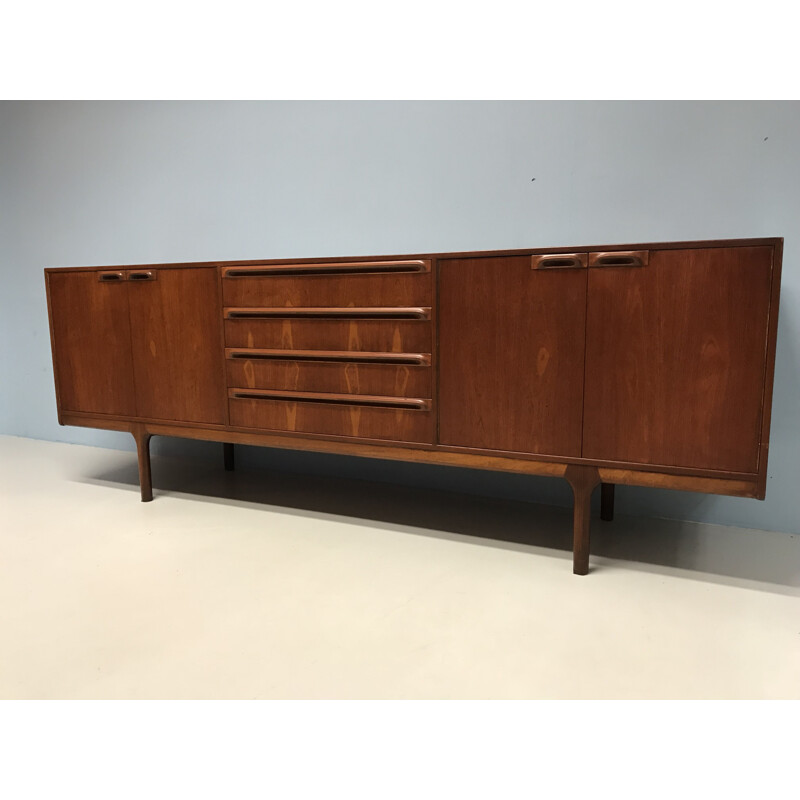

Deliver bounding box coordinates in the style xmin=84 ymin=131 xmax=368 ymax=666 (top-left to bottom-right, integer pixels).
xmin=1 ymin=434 xmax=798 ymax=699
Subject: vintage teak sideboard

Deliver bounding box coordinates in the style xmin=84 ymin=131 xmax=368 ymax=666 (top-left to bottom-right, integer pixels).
xmin=45 ymin=238 xmax=783 ymax=574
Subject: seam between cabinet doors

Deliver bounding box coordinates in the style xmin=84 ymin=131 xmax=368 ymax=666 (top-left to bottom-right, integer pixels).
xmin=579 ymin=267 xmax=590 ymax=459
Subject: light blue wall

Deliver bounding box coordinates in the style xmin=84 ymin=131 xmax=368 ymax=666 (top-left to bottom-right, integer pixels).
xmin=1 ymin=101 xmax=797 ymax=533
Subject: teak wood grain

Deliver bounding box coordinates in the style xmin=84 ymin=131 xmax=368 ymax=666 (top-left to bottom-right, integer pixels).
xmin=227 ymin=358 xmax=431 ymax=397
xmin=229 ymin=397 xmax=435 ymax=443
xmin=47 ymin=271 xmax=137 ymax=417
xmin=222 ymin=269 xmax=432 ymax=308
xmin=128 ymin=268 xmax=226 ymax=425
xmin=45 ymin=237 xmax=783 ymax=576
xmin=224 ymin=318 xmax=432 ymax=352
xmin=583 ymin=246 xmax=773 ymax=473
xmin=438 ymin=256 xmax=587 ymax=457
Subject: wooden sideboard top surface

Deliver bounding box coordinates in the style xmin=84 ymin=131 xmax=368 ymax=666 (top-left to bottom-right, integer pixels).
xmin=44 ymin=237 xmax=783 ymax=272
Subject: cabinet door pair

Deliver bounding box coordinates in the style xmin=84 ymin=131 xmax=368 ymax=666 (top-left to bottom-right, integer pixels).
xmin=438 ymin=246 xmax=774 ymax=474
xmin=48 ymin=268 xmax=225 ymax=424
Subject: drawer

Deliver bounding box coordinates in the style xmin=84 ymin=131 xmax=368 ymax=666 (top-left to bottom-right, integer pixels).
xmin=224 ymin=318 xmax=432 ymax=351
xmin=229 ymin=391 xmax=435 ymax=443
xmin=226 ymin=350 xmax=432 ymax=397
xmin=222 ymin=260 xmax=432 ymax=307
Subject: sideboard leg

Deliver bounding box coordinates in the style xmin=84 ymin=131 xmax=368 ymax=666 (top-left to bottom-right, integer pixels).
xmin=223 ymin=442 xmax=235 ymax=472
xmin=133 ymin=429 xmax=153 ymax=503
xmin=565 ymin=465 xmax=601 ymax=575
xmin=600 ymin=482 xmax=615 ymax=522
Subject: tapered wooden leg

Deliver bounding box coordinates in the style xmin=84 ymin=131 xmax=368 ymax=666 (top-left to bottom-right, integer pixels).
xmin=223 ymin=442 xmax=235 ymax=471
xmin=600 ymin=482 xmax=615 ymax=522
xmin=565 ymin=465 xmax=601 ymax=575
xmin=133 ymin=429 xmax=153 ymax=502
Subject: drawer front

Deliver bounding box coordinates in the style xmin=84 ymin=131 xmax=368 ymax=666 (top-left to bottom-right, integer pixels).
xmin=227 ymin=357 xmax=432 ymax=397
xmin=229 ymin=396 xmax=434 ymax=443
xmin=224 ymin=319 xmax=432 ymax=351
xmin=222 ymin=261 xmax=432 ymax=308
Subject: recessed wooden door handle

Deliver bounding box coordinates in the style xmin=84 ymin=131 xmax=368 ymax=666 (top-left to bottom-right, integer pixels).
xmin=98 ymin=271 xmax=125 ymax=282
xmin=531 ymin=253 xmax=588 ymax=270
xmin=589 ymin=250 xmax=648 ymax=267
xmin=128 ymin=270 xmax=156 ymax=281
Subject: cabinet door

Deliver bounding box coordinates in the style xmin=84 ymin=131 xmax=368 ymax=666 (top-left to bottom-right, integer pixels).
xmin=583 ymin=246 xmax=774 ymax=473
xmin=439 ymin=256 xmax=587 ymax=457
xmin=48 ymin=271 xmax=137 ymax=416
xmin=128 ymin=268 xmax=226 ymax=425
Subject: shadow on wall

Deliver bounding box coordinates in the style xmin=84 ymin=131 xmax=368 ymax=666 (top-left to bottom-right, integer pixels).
xmin=82 ymin=446 xmax=800 ymax=592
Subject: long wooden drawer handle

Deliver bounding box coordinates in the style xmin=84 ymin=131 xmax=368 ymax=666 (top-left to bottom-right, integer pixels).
xmin=229 ymin=388 xmax=431 ymax=411
xmin=589 ymin=250 xmax=648 ymax=267
xmin=98 ymin=271 xmax=125 ymax=282
xmin=222 ymin=260 xmax=430 ymax=277
xmin=531 ymin=253 xmax=588 ymax=270
xmin=226 ymin=348 xmax=431 ymax=366
xmin=225 ymin=307 xmax=431 ymax=320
